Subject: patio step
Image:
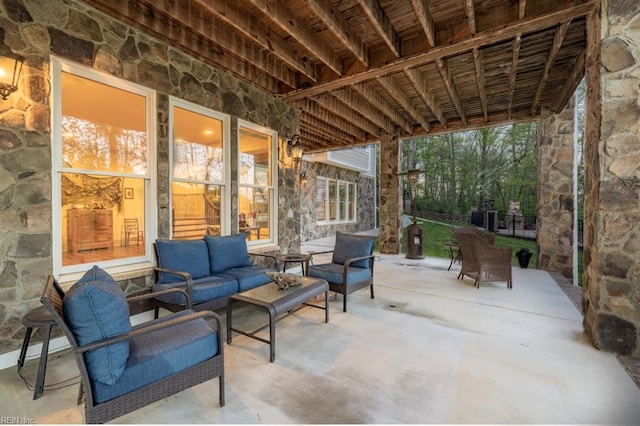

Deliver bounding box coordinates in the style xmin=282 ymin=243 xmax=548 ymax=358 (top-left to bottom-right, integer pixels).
xmin=172 ymin=217 xmax=208 ymax=240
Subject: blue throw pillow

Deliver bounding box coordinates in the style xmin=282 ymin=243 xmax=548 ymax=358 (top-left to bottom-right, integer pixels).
xmin=63 ymin=266 xmax=131 ymax=385
xmin=332 ymin=232 xmax=376 ymax=268
xmin=205 ymin=233 xmax=252 ymax=274
xmin=155 ymin=239 xmax=210 ymax=283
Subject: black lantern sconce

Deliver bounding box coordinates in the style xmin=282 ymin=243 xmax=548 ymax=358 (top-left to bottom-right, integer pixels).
xmin=287 ymin=134 xmax=304 ymax=163
xmin=0 ymin=29 xmax=24 ymax=101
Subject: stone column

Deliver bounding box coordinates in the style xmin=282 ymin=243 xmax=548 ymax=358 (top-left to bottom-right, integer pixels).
xmin=378 ymin=133 xmax=402 ymax=254
xmin=537 ymin=102 xmax=575 ymax=279
xmin=582 ymin=3 xmax=640 ymax=357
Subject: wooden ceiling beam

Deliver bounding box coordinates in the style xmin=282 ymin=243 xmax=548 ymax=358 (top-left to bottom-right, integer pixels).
xmin=555 ymin=49 xmax=586 ymax=113
xmin=404 ymin=68 xmax=448 ymax=127
xmin=299 ymin=128 xmax=338 ymax=150
xmin=332 ymin=88 xmax=394 ymax=133
xmin=355 ymin=0 xmax=401 ymax=58
xmin=424 ymin=107 xmax=536 ymax=137
xmin=246 ymin=0 xmax=343 ymax=75
xmin=519 ymin=0 xmax=527 ymax=19
xmin=464 ymin=0 xmax=477 ymax=35
xmin=295 ymin=99 xmax=369 ymax=141
xmin=376 ymin=76 xmax=431 ymax=132
xmin=507 ymin=35 xmax=522 ymax=118
xmin=435 ymin=59 xmax=467 ymax=126
xmin=312 ymin=95 xmax=382 ymax=138
xmin=409 ymin=0 xmax=436 ymax=47
xmin=84 ymin=0 xmax=282 ymax=92
xmin=352 ymin=83 xmax=414 ymax=133
xmin=306 ymin=0 xmax=369 ymax=67
xmin=301 ymin=114 xmax=358 ymax=145
xmin=193 ymin=0 xmax=317 ymax=81
xmin=472 ymin=48 xmax=488 ymax=123
xmin=531 ymin=21 xmax=571 ymax=115
xmin=281 ymin=1 xmax=597 ymax=101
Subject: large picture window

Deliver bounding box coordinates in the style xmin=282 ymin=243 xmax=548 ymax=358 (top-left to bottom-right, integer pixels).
xmin=238 ymin=121 xmax=277 ymax=245
xmin=316 ymin=177 xmax=357 ymax=224
xmin=52 ymin=58 xmax=156 ymax=276
xmin=170 ymin=99 xmax=229 ymax=239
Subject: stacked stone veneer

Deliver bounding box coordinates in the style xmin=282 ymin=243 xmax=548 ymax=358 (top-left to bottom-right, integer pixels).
xmin=378 ymin=133 xmax=402 ymax=254
xmin=299 ymin=160 xmax=376 ymax=242
xmin=537 ymin=101 xmax=575 ymax=279
xmin=0 ymin=0 xmax=298 ymax=355
xmin=582 ymin=3 xmax=640 ymax=357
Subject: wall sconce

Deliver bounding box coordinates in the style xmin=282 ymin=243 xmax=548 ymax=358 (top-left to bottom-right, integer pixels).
xmin=300 ymin=163 xmax=308 ymax=186
xmin=0 ymin=29 xmax=24 ymax=101
xmin=287 ymin=134 xmax=304 ymax=163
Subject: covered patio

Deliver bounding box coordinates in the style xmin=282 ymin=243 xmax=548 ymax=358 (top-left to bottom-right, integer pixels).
xmin=3 ymin=251 xmax=638 ymax=423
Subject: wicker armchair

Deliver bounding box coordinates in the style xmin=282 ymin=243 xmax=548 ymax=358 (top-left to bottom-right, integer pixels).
xmin=451 ymin=227 xmax=513 ymax=289
xmin=41 ymin=270 xmax=225 ymax=424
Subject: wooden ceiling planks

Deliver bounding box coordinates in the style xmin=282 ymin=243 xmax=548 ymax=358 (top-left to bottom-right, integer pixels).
xmin=83 ymin=0 xmax=598 ymax=152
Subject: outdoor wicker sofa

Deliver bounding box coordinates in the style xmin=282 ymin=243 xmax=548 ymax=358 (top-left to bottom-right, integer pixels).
xmin=41 ymin=267 xmax=225 ymax=424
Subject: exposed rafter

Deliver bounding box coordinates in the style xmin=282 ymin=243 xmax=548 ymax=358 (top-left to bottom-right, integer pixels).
xmin=403 ymin=68 xmax=447 ymax=127
xmin=555 ymin=50 xmax=586 ymax=113
xmin=332 ymin=88 xmax=394 ymax=133
xmin=409 ymin=0 xmax=436 ymax=47
xmin=464 ymin=0 xmax=477 ymax=35
xmin=246 ymin=0 xmax=343 ymax=75
xmin=355 ymin=0 xmax=400 ymax=58
xmin=351 ymin=82 xmax=414 ymax=134
xmin=435 ymin=59 xmax=467 ymax=127
xmin=531 ymin=21 xmax=571 ymax=115
xmin=300 ymin=112 xmax=358 ymax=146
xmin=519 ymin=0 xmax=527 ymax=19
xmin=296 ymin=99 xmax=369 ymax=141
xmin=313 ymin=94 xmax=382 ymax=138
xmin=376 ymin=76 xmax=431 ymax=132
xmin=472 ymin=48 xmax=488 ymax=123
xmin=507 ymin=35 xmax=522 ymax=118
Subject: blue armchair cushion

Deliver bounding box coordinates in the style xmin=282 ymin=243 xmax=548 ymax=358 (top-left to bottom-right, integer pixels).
xmin=155 ymin=239 xmax=210 ymax=283
xmin=205 ymin=233 xmax=252 ymax=274
xmin=307 ymin=263 xmax=373 ymax=285
xmin=92 ymin=310 xmax=218 ymax=403
xmin=153 ymin=276 xmax=239 ymax=305
xmin=63 ymin=266 xmax=131 ymax=386
xmin=219 ymin=265 xmax=275 ymax=291
xmin=332 ymin=232 xmax=375 ymax=268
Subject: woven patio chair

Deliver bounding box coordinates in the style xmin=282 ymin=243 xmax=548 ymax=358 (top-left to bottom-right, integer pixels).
xmin=305 ymin=232 xmax=376 ymax=312
xmin=451 ymin=228 xmax=513 ymax=289
xmin=40 ymin=267 xmax=225 ymax=424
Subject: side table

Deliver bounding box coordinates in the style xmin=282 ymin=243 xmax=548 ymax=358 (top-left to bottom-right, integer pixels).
xmin=17 ymin=305 xmax=56 ymax=400
xmin=278 ymin=253 xmax=310 ymax=275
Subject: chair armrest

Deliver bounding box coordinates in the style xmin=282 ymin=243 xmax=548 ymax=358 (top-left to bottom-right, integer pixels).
xmin=152 ymin=267 xmax=194 ymax=309
xmin=304 ymin=250 xmax=335 ymax=272
xmin=127 ymin=288 xmax=192 ymax=310
xmin=76 ymin=310 xmax=223 ymax=354
xmin=343 ymin=254 xmax=376 ymax=268
xmin=249 ymin=252 xmax=278 ymax=268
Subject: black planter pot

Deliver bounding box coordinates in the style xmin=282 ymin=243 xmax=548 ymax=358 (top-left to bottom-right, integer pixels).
xmin=515 ymin=248 xmax=533 ymax=269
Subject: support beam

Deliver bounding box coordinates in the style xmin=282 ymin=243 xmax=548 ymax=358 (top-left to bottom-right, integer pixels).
xmin=331 ymin=88 xmax=394 ymax=133
xmin=507 ymin=35 xmax=522 ymax=118
xmin=531 ymin=21 xmax=571 ymax=114
xmin=300 ymin=112 xmax=359 ymax=145
xmin=313 ymin=94 xmax=383 ymax=138
xmin=409 ymin=0 xmax=436 ymax=47
xmin=376 ymin=76 xmax=431 ymax=132
xmin=555 ymin=50 xmax=586 ymax=113
xmin=464 ymin=0 xmax=477 ymax=35
xmin=472 ymin=48 xmax=488 ymax=123
xmin=352 ymin=83 xmax=414 ymax=134
xmin=435 ymin=59 xmax=467 ymax=126
xmin=295 ymin=99 xmax=369 ymax=141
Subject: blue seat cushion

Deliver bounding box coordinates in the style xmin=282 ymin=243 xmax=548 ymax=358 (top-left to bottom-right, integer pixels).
xmin=219 ymin=266 xmax=275 ymax=291
xmin=307 ymin=263 xmax=372 ymax=286
xmin=155 ymin=239 xmax=210 ymax=283
xmin=332 ymin=232 xmax=375 ymax=268
xmin=92 ymin=310 xmax=218 ymax=403
xmin=63 ymin=266 xmax=131 ymax=386
xmin=153 ymin=276 xmax=239 ymax=305
xmin=204 ymin=233 xmax=252 ymax=274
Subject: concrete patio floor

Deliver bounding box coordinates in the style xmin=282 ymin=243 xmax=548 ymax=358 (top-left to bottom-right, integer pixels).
xmin=1 ymin=250 xmax=639 ymax=424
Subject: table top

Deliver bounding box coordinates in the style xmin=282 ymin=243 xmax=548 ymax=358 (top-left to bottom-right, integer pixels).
xmin=231 ymin=277 xmax=327 ymax=312
xmin=278 ymin=253 xmax=309 ymax=262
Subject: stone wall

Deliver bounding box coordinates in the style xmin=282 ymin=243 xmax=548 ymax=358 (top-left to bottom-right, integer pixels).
xmin=299 ymin=160 xmax=376 ymax=242
xmin=537 ymin=102 xmax=575 ymax=279
xmin=583 ymin=2 xmax=640 ymax=357
xmin=0 ymin=0 xmax=298 ymax=355
xmin=378 ymin=133 xmax=402 ymax=254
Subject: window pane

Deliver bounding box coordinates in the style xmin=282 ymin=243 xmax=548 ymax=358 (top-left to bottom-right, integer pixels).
xmin=316 ymin=177 xmax=326 ymax=221
xmin=239 ymin=128 xmax=271 ymax=186
xmin=61 ymin=72 xmax=147 ymax=174
xmin=328 ymin=180 xmax=337 ymax=220
xmin=62 ymin=173 xmax=145 ymax=266
xmin=238 ymin=186 xmax=270 ymax=241
xmin=172 ymin=107 xmax=224 ymax=182
xmin=348 ymin=183 xmax=356 ymax=221
xmin=338 ymin=181 xmax=347 ymax=221
xmin=172 ymin=183 xmax=222 ymax=239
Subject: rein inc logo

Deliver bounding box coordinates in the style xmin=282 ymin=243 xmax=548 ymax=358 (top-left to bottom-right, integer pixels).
xmin=1 ymin=418 xmax=34 ymax=424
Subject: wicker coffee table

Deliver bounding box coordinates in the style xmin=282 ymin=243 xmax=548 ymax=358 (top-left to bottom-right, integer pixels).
xmin=226 ymin=277 xmax=329 ymax=362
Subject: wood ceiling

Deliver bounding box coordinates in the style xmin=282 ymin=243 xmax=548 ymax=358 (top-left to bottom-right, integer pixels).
xmin=83 ymin=0 xmax=598 ymax=152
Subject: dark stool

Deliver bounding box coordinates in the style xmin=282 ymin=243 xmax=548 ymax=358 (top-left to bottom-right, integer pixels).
xmin=17 ymin=305 xmax=56 ymax=400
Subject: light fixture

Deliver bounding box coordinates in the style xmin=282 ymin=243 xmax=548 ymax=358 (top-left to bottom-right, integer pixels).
xmin=0 ymin=29 xmax=24 ymax=101
xmin=287 ymin=134 xmax=304 ymax=162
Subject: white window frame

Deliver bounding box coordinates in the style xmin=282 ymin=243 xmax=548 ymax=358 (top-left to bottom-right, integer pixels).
xmin=316 ymin=177 xmax=358 ymax=225
xmin=51 ymin=57 xmax=157 ymax=282
xmin=169 ymin=97 xmax=231 ymax=236
xmin=237 ymin=119 xmax=278 ymax=247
